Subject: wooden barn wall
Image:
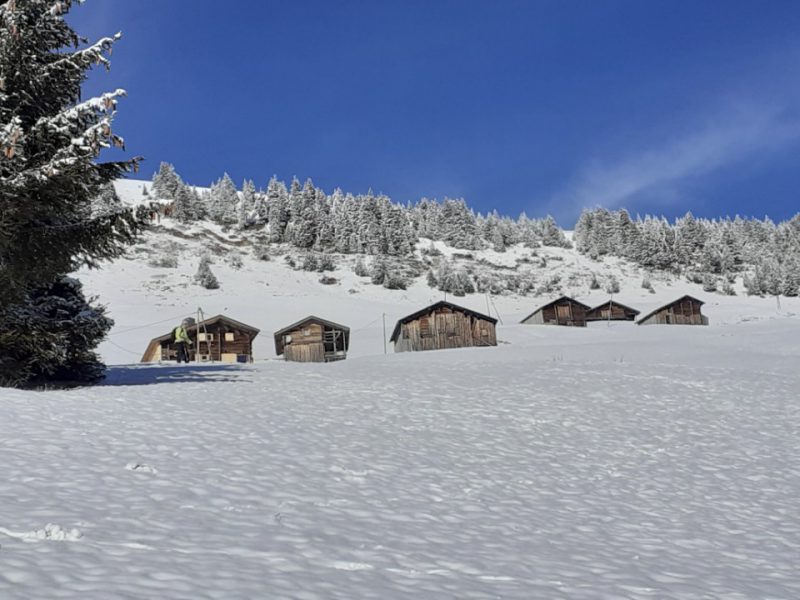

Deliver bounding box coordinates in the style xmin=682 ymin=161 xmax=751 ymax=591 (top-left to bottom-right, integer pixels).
xmin=284 ymin=342 xmax=325 ymax=362
xmin=394 ymin=308 xmax=496 ymax=353
xmin=282 ymin=323 xmax=326 ymax=362
xmin=525 ymin=301 xmax=587 ymax=326
xmin=159 ymin=324 xmax=255 ymax=361
xmin=640 ymin=299 xmax=706 ymax=325
xmin=586 ymin=304 xmax=637 ymax=321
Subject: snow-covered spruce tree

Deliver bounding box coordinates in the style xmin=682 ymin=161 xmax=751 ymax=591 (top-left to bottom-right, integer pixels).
xmin=238 ymin=178 xmax=256 ymax=229
xmin=172 ymin=183 xmax=197 ymax=223
xmin=207 ymin=173 xmax=238 ymax=226
xmin=0 ymin=277 xmax=113 ymax=387
xmin=440 ymin=198 xmax=480 ymax=250
xmin=540 ymin=215 xmax=570 ymax=248
xmin=266 ymin=176 xmax=289 ymax=242
xmin=0 ymin=1 xmax=142 ymax=386
xmin=605 ymin=275 xmax=620 ymax=294
xmin=353 ymin=256 xmax=369 ymax=277
xmin=194 ymin=255 xmax=219 ymax=289
xmin=90 ymin=182 xmax=122 ymax=217
xmin=435 ymin=261 xmax=475 ymax=296
xmin=151 ymin=161 xmax=182 ymax=200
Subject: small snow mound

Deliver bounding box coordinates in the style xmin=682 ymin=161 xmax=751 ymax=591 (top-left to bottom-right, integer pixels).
xmin=29 ymin=524 xmax=83 ymax=542
xmin=125 ymin=462 xmax=158 ymax=474
xmin=0 ymin=523 xmax=83 ymax=543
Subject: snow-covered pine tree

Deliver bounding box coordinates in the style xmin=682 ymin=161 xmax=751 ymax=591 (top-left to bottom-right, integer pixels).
xmin=192 ymin=187 xmax=207 ymax=220
xmin=238 ymin=179 xmax=256 ymax=229
xmin=314 ymin=187 xmax=334 ymax=250
xmin=330 ymin=188 xmax=351 ymax=253
xmin=0 ymin=0 xmax=142 ymax=386
xmin=90 ymin=182 xmax=122 ymax=217
xmin=151 ymin=161 xmax=182 ymax=200
xmin=207 ymin=173 xmax=238 ymax=226
xmin=172 ymin=183 xmax=197 ymax=223
xmin=289 ymin=179 xmax=318 ymax=248
xmin=0 ymin=277 xmax=113 ymax=387
xmin=573 ymin=210 xmax=594 ymax=254
xmin=540 ymin=215 xmax=569 ymax=248
xmin=195 ymin=255 xmax=220 ymax=289
xmin=781 ymin=257 xmax=800 ymax=297
xmin=358 ymin=193 xmax=383 ymax=254
xmin=440 ymin=198 xmax=479 ymax=250
xmin=265 ymin=176 xmax=289 ymax=242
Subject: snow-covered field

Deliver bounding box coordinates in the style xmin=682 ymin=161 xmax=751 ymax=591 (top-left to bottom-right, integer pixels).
xmin=2 ymin=180 xmax=799 ymax=598
xmin=2 ymin=321 xmax=799 ymax=599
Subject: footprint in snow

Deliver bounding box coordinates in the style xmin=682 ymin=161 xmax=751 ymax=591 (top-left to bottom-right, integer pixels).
xmin=125 ymin=462 xmax=158 ymax=474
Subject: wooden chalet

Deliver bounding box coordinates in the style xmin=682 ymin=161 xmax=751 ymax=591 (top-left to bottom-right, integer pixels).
xmin=585 ymin=300 xmax=640 ymax=322
xmin=141 ymin=315 xmax=259 ymax=363
xmin=274 ymin=316 xmax=350 ymax=362
xmin=520 ymin=296 xmax=590 ymax=327
xmin=389 ymin=301 xmax=497 ymax=353
xmin=637 ymin=295 xmax=708 ymax=326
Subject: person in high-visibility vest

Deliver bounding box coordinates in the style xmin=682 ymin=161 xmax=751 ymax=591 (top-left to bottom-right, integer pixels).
xmin=174 ymin=320 xmax=193 ymax=363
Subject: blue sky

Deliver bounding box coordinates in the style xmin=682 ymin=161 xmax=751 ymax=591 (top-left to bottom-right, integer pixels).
xmin=69 ymin=1 xmax=800 ymax=225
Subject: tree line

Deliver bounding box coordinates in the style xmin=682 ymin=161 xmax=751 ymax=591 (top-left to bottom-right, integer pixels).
xmin=150 ymin=162 xmax=572 ymax=255
xmin=573 ymin=208 xmax=800 ymax=296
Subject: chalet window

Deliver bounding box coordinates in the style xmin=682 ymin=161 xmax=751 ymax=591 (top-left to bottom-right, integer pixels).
xmin=480 ymin=328 xmax=488 ymax=336
xmin=402 ymin=327 xmax=409 ymax=339
xmin=303 ymin=328 xmax=311 ymax=337
xmin=198 ymin=333 xmax=215 ymax=342
xmin=224 ymin=332 xmax=235 ymax=342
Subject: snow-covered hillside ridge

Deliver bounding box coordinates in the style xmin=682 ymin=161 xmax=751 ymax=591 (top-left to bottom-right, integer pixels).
xmin=73 ymin=178 xmax=800 ymax=365
xmin=118 ymin=165 xmax=800 ymax=300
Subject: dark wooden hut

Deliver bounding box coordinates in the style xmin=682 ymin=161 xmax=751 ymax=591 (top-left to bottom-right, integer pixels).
xmin=274 ymin=316 xmax=350 ymax=362
xmin=390 ymin=301 xmax=497 ymax=353
xmin=141 ymin=315 xmax=259 ymax=363
xmin=637 ymin=295 xmax=708 ymax=326
xmin=585 ymin=300 xmax=640 ymax=322
xmin=520 ymin=296 xmax=590 ymax=327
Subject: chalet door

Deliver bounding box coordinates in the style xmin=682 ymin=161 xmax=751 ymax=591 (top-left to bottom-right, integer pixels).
xmin=556 ymin=305 xmax=571 ymax=322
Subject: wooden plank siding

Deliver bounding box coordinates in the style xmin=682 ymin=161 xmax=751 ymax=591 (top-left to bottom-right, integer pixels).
xmin=393 ymin=305 xmax=496 ymax=353
xmin=274 ymin=317 xmax=350 ymax=362
xmin=161 ymin=327 xmax=255 ymax=362
xmin=521 ymin=296 xmax=589 ymax=327
xmin=637 ymin=296 xmax=707 ymax=326
xmin=585 ymin=301 xmax=640 ymax=322
xmin=141 ymin=315 xmax=259 ymax=363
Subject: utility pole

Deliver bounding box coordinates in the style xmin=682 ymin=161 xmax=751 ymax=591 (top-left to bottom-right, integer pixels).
xmin=382 ymin=313 xmax=387 ymax=355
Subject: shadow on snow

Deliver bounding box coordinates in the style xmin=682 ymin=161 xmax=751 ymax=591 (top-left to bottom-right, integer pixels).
xmin=101 ymin=363 xmax=251 ymax=386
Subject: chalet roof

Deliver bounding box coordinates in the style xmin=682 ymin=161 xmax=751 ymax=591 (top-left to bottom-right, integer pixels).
xmin=273 ymin=316 xmax=350 ymax=356
xmin=140 ymin=314 xmax=260 ymax=362
xmin=636 ymin=295 xmax=705 ymax=324
xmin=389 ymin=301 xmax=497 ymax=343
xmin=587 ymin=299 xmax=641 ymax=315
xmin=520 ymin=296 xmax=591 ymax=323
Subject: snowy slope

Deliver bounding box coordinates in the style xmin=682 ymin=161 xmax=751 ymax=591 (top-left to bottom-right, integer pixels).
xmin=1 ymin=322 xmax=799 ymax=599
xmin=75 ymin=179 xmax=800 ymax=364
xmin=1 ymin=179 xmax=798 ymax=599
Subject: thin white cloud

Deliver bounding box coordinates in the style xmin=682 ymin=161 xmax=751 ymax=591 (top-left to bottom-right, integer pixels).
xmin=551 ymin=100 xmax=800 ymax=218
